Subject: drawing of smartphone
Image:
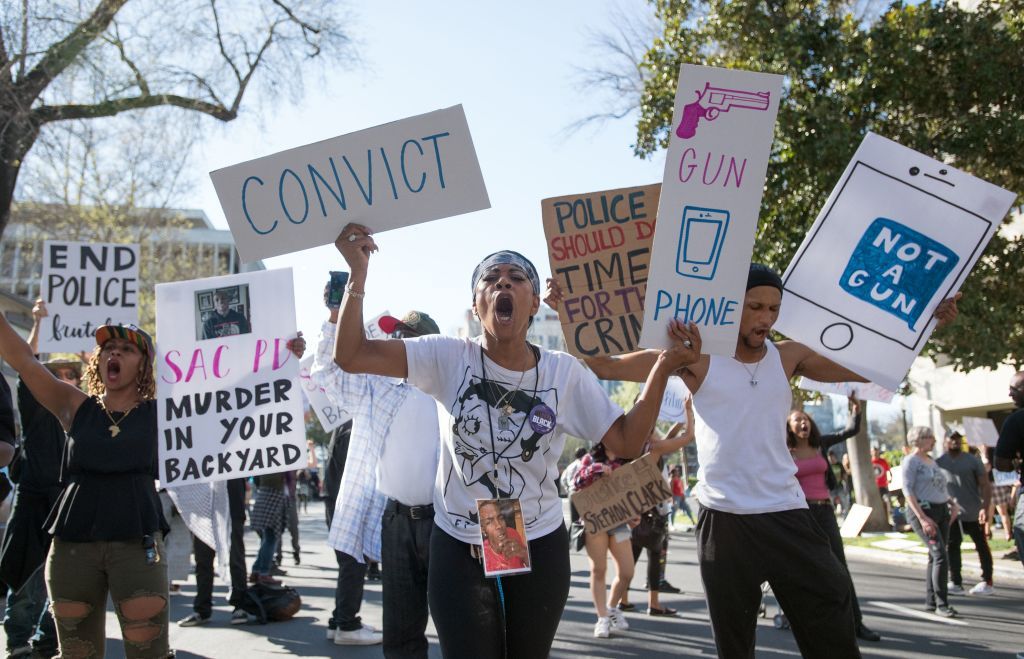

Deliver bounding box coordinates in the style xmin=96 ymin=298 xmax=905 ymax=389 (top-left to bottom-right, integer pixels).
xmin=326 ymin=271 xmax=349 ymax=309
xmin=676 ymin=206 xmax=730 ymax=280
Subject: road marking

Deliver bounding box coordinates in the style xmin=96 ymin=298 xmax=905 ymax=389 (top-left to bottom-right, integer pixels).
xmin=867 ymin=601 xmax=969 ymax=626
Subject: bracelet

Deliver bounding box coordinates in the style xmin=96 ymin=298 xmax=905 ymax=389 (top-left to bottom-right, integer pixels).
xmin=345 ymin=284 xmax=365 ymax=299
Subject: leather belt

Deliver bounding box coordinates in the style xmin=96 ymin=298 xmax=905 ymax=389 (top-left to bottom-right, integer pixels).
xmin=806 ymin=498 xmax=832 ymax=505
xmin=387 ymin=498 xmax=434 ymax=520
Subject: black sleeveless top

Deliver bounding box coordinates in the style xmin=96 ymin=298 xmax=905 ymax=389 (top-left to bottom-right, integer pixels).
xmin=46 ymin=397 xmax=168 ymax=541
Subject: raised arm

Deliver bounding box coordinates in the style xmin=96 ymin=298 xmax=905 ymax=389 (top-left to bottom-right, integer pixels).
xmin=0 ymin=313 xmax=86 ymax=430
xmin=819 ymin=395 xmax=862 ymax=449
xmin=26 ymin=299 xmax=46 ymax=354
xmin=598 ymin=321 xmax=699 ymax=459
xmin=332 ymin=224 xmax=408 ymax=378
xmin=650 ymin=396 xmax=696 ymax=457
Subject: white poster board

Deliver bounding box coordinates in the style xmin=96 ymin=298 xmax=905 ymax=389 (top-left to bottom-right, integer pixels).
xmin=640 ymin=64 xmax=783 ymax=355
xmin=299 ymin=355 xmax=352 ymax=432
xmin=961 ymin=416 xmax=999 ymax=447
xmin=798 ymin=377 xmax=895 ymax=404
xmin=210 ymin=105 xmax=490 ymax=262
xmin=156 ymin=269 xmax=306 ymax=485
xmin=39 ymin=240 xmax=139 ymax=352
xmin=839 ymin=503 xmax=873 ymax=538
xmin=657 ymin=376 xmax=690 ymax=424
xmin=776 ymin=133 xmax=1017 ymax=390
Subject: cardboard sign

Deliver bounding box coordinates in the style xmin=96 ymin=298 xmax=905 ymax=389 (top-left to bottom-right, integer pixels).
xmin=570 ymin=453 xmax=672 ymax=535
xmin=299 ymin=355 xmax=352 ymax=432
xmin=39 ymin=241 xmax=139 ymax=352
xmin=798 ymin=377 xmax=896 ymax=404
xmin=542 ymin=183 xmax=659 ymax=357
xmin=961 ymin=416 xmax=999 ymax=447
xmin=210 ymin=105 xmax=490 ymax=262
xmin=156 ymin=269 xmax=306 ymax=486
xmin=776 ymin=133 xmax=1017 ymax=390
xmin=640 ymin=65 xmax=783 ymax=355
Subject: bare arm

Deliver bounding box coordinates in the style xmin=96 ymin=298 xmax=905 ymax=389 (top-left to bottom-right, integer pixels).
xmin=27 ymin=299 xmax=46 ymax=354
xmin=977 ymin=465 xmax=992 ymax=525
xmin=0 ymin=312 xmax=86 ymax=430
xmin=331 ymin=224 xmax=408 ymax=378
xmin=597 ymin=322 xmax=699 ymax=458
xmin=650 ymin=400 xmax=696 ymax=457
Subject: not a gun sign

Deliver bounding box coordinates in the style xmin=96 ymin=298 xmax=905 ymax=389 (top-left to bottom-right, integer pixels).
xmin=571 ymin=454 xmax=672 ymax=535
xmin=542 ymin=184 xmax=659 ymax=358
xmin=156 ymin=269 xmax=306 ymax=486
xmin=39 ymin=240 xmax=139 ymax=353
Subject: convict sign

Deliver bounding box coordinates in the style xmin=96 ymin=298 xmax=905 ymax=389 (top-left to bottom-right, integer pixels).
xmin=156 ymin=269 xmax=306 ymax=486
xmin=542 ymin=183 xmax=658 ymax=357
xmin=776 ymin=133 xmax=1017 ymax=390
xmin=571 ymin=453 xmax=672 ymax=535
xmin=640 ymin=65 xmax=783 ymax=355
xmin=39 ymin=240 xmax=139 ymax=353
xmin=211 ymin=105 xmax=490 ymax=262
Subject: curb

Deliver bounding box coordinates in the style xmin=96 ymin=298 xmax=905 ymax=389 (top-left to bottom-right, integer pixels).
xmin=844 ymin=545 xmax=1024 ymax=585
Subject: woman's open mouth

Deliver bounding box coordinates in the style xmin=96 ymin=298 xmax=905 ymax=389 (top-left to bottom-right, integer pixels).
xmin=495 ymin=294 xmax=514 ymax=324
xmin=106 ymin=359 xmax=122 ymax=383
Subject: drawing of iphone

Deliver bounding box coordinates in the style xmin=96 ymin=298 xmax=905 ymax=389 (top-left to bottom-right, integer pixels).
xmin=676 ymin=206 xmax=730 ymax=280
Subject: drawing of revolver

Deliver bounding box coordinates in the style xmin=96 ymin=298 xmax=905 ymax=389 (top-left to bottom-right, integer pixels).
xmin=676 ymin=83 xmax=771 ymax=139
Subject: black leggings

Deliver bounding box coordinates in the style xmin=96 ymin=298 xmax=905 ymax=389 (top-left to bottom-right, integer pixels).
xmin=631 ymin=513 xmax=668 ymax=590
xmin=428 ymin=524 xmax=570 ymax=659
xmin=808 ymin=502 xmax=864 ymax=624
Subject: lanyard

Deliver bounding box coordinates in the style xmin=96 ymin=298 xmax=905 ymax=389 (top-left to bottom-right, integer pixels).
xmin=479 ymin=343 xmax=539 ymax=481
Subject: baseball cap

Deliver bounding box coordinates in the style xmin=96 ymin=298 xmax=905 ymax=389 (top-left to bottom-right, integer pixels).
xmin=95 ymin=323 xmax=154 ymax=355
xmin=378 ymin=311 xmax=440 ymax=337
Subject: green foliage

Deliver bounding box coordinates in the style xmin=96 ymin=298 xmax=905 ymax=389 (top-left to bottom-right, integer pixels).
xmin=632 ymin=0 xmax=1024 ymax=370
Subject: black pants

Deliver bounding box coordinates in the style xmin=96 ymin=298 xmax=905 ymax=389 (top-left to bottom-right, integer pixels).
xmin=332 ymin=550 xmax=367 ymax=631
xmin=808 ymin=502 xmax=864 ymax=624
xmin=948 ymin=519 xmax=993 ymax=586
xmin=381 ymin=501 xmax=433 ymax=658
xmin=696 ymin=507 xmax=859 ymax=659
xmin=907 ymin=504 xmax=952 ymax=609
xmin=192 ymin=519 xmax=247 ymax=618
xmin=428 ymin=524 xmax=569 ymax=659
xmin=630 ymin=512 xmax=667 ymax=591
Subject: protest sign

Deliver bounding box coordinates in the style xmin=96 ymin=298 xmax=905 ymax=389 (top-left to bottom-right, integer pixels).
xmin=961 ymin=416 xmax=999 ymax=447
xmin=156 ymin=269 xmax=306 ymax=486
xmin=657 ymin=376 xmax=690 ymax=424
xmin=839 ymin=503 xmax=873 ymax=538
xmin=571 ymin=453 xmax=672 ymax=535
xmin=210 ymin=105 xmax=490 ymax=262
xmin=542 ymin=183 xmax=659 ymax=357
xmin=776 ymin=133 xmax=1017 ymax=390
xmin=299 ymin=355 xmax=352 ymax=432
xmin=640 ymin=65 xmax=783 ymax=355
xmin=798 ymin=377 xmax=896 ymax=404
xmin=39 ymin=240 xmax=139 ymax=352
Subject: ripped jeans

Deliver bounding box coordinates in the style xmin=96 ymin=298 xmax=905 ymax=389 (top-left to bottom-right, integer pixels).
xmin=46 ymin=538 xmax=170 ymax=658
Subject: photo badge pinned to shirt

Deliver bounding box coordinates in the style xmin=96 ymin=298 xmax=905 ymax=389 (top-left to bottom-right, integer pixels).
xmin=476 ymin=498 xmax=532 ymax=577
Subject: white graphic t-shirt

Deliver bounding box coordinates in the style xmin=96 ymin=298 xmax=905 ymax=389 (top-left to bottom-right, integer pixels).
xmin=405 ymin=335 xmax=623 ymax=545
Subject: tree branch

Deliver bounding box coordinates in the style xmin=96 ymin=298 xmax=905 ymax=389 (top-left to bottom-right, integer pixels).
xmin=32 ymin=94 xmax=237 ymax=124
xmin=20 ymin=0 xmax=130 ymax=103
xmin=103 ymin=22 xmax=149 ymax=95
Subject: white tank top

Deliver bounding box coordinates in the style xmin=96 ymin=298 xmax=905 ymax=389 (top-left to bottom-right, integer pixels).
xmin=691 ymin=342 xmax=807 ymax=514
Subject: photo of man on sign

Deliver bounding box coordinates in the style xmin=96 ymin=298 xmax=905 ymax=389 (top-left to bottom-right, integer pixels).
xmin=196 ymin=286 xmax=252 ymax=340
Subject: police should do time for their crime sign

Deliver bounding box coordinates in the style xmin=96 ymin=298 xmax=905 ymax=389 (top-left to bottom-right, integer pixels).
xmin=542 ymin=183 xmax=658 ymax=358
xmin=640 ymin=64 xmax=784 ymax=355
xmin=210 ymin=105 xmax=490 ymax=263
xmin=776 ymin=133 xmax=1017 ymax=391
xmin=39 ymin=240 xmax=139 ymax=353
xmin=156 ymin=268 xmax=306 ymax=486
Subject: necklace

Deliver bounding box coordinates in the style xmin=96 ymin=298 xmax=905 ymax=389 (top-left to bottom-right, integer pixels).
xmin=494 ymin=368 xmax=528 ymax=429
xmin=99 ymin=397 xmax=139 ymax=437
xmin=480 ymin=343 xmax=540 ymax=477
xmin=738 ymin=347 xmax=767 ymax=387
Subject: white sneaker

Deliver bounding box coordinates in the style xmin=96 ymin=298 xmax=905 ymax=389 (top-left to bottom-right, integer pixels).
xmin=607 ymin=607 xmax=630 ymax=631
xmin=594 ymin=616 xmax=611 ymax=638
xmin=969 ymin=581 xmax=994 ymax=595
xmin=947 ymin=582 xmax=964 ymax=594
xmin=334 ymin=625 xmax=383 ymax=645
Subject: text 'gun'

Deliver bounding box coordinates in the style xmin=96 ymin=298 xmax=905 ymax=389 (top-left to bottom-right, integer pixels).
xmin=676 ymin=83 xmax=771 ymax=140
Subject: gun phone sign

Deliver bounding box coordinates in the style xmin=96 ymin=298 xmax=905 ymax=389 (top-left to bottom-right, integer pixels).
xmin=640 ymin=64 xmax=784 ymax=355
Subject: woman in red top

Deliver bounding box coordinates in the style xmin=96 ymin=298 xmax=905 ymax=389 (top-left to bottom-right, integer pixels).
xmin=787 ymin=395 xmax=879 ymax=643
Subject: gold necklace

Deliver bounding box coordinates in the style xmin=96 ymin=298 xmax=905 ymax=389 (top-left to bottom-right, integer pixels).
xmin=100 ymin=397 xmax=139 ymax=437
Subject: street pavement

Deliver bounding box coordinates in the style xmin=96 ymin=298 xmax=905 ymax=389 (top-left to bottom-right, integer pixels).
xmin=24 ymin=502 xmax=1022 ymax=657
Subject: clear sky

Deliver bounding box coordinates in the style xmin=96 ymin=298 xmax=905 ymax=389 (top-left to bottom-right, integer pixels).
xmin=186 ymin=0 xmax=665 ymax=340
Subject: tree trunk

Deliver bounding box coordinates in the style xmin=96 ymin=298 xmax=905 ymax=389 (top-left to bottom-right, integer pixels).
xmin=847 ymin=400 xmax=889 ymax=532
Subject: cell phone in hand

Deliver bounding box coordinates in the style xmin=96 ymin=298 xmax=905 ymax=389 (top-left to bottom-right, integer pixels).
xmin=326 ymin=271 xmax=349 ymax=309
